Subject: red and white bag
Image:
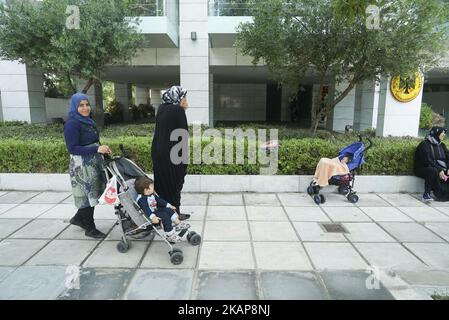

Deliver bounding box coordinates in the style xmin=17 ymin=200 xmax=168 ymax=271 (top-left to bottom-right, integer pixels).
xmin=99 ymin=176 xmax=119 ymax=205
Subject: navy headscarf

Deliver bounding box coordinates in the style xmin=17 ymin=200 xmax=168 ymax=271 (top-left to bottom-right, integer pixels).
xmin=162 ymin=86 xmax=187 ymax=105
xmin=68 ymin=93 xmax=95 ymax=126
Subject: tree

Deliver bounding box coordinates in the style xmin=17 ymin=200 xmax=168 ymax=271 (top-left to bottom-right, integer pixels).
xmin=0 ymin=0 xmax=144 ymax=95
xmin=236 ymin=0 xmax=449 ymax=133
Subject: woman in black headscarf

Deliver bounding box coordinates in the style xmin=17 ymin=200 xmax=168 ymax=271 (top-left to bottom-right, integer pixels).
xmin=414 ymin=126 xmax=449 ymax=202
xmin=151 ymin=86 xmax=190 ymax=220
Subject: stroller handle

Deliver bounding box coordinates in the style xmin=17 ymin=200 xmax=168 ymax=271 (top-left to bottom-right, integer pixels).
xmin=358 ymin=135 xmax=373 ymax=152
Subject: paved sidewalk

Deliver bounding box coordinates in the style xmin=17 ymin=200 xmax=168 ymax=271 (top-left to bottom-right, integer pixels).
xmin=1 ymin=190 xmax=449 ymax=300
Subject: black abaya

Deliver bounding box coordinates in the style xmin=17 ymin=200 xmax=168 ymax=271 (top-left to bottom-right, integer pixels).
xmin=151 ymin=103 xmax=189 ymax=214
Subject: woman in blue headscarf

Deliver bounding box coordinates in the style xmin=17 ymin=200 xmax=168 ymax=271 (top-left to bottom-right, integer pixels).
xmin=63 ymin=93 xmax=112 ymax=238
xmin=151 ymin=86 xmax=191 ymax=220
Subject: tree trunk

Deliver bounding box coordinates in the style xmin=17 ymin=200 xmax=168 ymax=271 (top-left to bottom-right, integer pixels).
xmin=67 ymin=74 xmax=77 ymax=94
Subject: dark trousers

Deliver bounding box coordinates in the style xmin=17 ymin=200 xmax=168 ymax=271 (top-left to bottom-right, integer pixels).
xmin=74 ymin=206 xmax=96 ymax=230
xmin=415 ymin=167 xmax=440 ymax=194
xmin=155 ymin=208 xmax=176 ymax=232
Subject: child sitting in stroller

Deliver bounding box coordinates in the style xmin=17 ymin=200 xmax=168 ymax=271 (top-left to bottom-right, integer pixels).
xmin=134 ymin=176 xmax=189 ymax=243
xmin=312 ymin=153 xmax=353 ymax=187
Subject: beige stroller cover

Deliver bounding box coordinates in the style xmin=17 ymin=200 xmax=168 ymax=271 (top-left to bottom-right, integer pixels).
xmin=313 ymin=157 xmax=350 ymax=187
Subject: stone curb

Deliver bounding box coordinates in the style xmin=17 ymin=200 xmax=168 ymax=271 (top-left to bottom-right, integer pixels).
xmin=0 ymin=173 xmax=424 ymax=193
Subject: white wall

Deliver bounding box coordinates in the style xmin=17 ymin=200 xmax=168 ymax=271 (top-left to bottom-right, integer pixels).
xmin=213 ymin=83 xmax=266 ymax=121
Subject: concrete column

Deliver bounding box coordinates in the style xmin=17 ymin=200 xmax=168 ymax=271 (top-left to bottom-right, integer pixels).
xmin=179 ymin=0 xmax=210 ymax=125
xmin=115 ymin=83 xmax=132 ymax=122
xmin=0 ymin=60 xmax=46 ymax=123
xmin=376 ymin=76 xmax=422 ymax=137
xmin=150 ymin=89 xmax=163 ymax=114
xmin=209 ymin=73 xmax=214 ymax=126
xmin=135 ymin=87 xmax=149 ymax=105
xmin=353 ymin=80 xmax=380 ymax=131
xmin=327 ymin=81 xmax=356 ymax=132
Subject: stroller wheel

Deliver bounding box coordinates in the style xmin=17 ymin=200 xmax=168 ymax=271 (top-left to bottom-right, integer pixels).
xmin=188 ymin=233 xmax=202 ymax=246
xmin=171 ymin=248 xmax=183 ymax=254
xmin=319 ymin=194 xmax=326 ymax=204
xmin=338 ymin=186 xmax=349 ymax=195
xmin=348 ymin=194 xmax=359 ymax=204
xmin=307 ymin=186 xmax=314 ymax=196
xmin=186 ymin=231 xmax=196 ymax=242
xmin=117 ymin=241 xmax=130 ymax=253
xmin=170 ymin=251 xmax=184 ymax=265
xmin=313 ymin=195 xmax=321 ymax=205
xmin=313 ymin=186 xmax=320 ymax=195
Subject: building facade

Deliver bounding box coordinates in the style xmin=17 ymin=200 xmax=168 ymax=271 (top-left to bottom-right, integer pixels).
xmin=0 ymin=0 xmax=448 ymax=137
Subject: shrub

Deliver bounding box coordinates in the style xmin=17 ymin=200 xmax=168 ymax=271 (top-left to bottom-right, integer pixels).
xmin=420 ymin=103 xmax=433 ymax=129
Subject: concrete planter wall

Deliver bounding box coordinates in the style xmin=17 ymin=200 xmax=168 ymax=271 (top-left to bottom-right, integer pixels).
xmin=0 ymin=173 xmax=424 ymax=193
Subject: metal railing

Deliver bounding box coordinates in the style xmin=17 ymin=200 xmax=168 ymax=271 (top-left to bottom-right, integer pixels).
xmin=131 ymin=0 xmax=166 ymax=17
xmin=208 ymin=0 xmax=255 ymax=16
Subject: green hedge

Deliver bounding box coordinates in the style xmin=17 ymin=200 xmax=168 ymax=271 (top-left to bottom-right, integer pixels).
xmin=0 ymin=136 xmax=420 ymax=175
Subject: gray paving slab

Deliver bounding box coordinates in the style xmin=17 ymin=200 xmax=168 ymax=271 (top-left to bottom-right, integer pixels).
xmin=58 ymin=268 xmax=133 ymax=300
xmin=379 ymin=222 xmax=445 ymax=243
xmin=0 ymin=267 xmax=16 ymax=283
xmin=403 ymin=243 xmax=449 ymax=269
xmin=304 ymin=242 xmax=368 ymax=270
xmin=9 ymin=219 xmax=68 ymax=239
xmin=208 ymin=193 xmax=243 ymax=206
xmin=293 ymin=222 xmax=347 ymax=242
xmin=359 ymin=207 xmax=414 ymax=222
xmin=26 ymin=192 xmax=72 ymax=204
xmin=424 ymin=223 xmax=449 ymax=242
xmin=0 ymin=219 xmax=30 ymax=238
xmin=354 ymin=194 xmax=391 ymax=207
xmin=0 ymin=203 xmax=55 ymax=219
xmin=57 ymin=220 xmax=116 ymax=240
xmin=204 ymin=220 xmax=250 ymax=241
xmin=320 ymin=271 xmax=395 ymax=300
xmin=181 ymin=193 xmax=208 ymax=206
xmin=398 ymin=207 xmax=449 ymax=222
xmin=259 ymin=272 xmax=328 ymax=300
xmin=253 ymin=242 xmax=313 ymax=271
xmin=284 ymin=206 xmax=331 ymax=222
xmin=25 ymin=239 xmax=99 ymax=266
xmin=277 ymin=193 xmax=316 ymax=206
xmin=0 ymin=239 xmax=49 ymax=266
xmin=89 ymin=205 xmax=116 ymax=220
xmin=141 ymin=241 xmax=199 ymax=269
xmin=181 ymin=205 xmax=207 ymax=221
xmin=246 ymin=206 xmax=288 ymax=221
xmin=244 ymin=193 xmax=280 ymax=206
xmin=124 ymin=269 xmax=194 ymax=300
xmin=249 ymin=221 xmax=299 ymax=242
xmin=0 ymin=191 xmax=8 ymax=197
xmin=206 ymin=206 xmax=246 ymax=221
xmin=342 ymin=223 xmax=397 ymax=242
xmin=318 ymin=193 xmax=355 ymax=207
xmin=196 ymin=271 xmax=258 ymax=300
xmin=62 ymin=195 xmax=74 ymax=204
xmin=353 ymin=243 xmax=426 ymax=270
xmin=199 ymin=242 xmax=254 ymax=270
xmin=35 ymin=204 xmax=77 ymax=219
xmin=378 ymin=194 xmax=427 ymax=207
xmin=322 ymin=207 xmax=372 ymax=222
xmin=83 ymin=241 xmax=148 ymax=268
xmin=396 ymin=269 xmax=449 ymax=286
xmin=0 ymin=204 xmax=17 ymax=215
xmin=0 ymin=191 xmax=40 ymax=204
xmin=0 ymin=266 xmax=67 ymax=299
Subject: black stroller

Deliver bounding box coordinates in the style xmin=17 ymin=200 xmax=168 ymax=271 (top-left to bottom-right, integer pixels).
xmin=103 ymin=145 xmax=201 ymax=265
xmin=307 ymin=136 xmax=373 ymax=204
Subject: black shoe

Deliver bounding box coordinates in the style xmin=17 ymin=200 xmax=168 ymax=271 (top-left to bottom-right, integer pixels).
xmin=85 ymin=228 xmax=106 ymax=239
xmin=70 ymin=217 xmax=86 ymax=230
xmin=178 ymin=213 xmax=191 ymax=221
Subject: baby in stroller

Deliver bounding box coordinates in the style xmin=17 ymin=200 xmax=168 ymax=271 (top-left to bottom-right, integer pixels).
xmin=134 ymin=176 xmax=190 ymax=243
xmin=307 ymin=136 xmax=372 ymax=204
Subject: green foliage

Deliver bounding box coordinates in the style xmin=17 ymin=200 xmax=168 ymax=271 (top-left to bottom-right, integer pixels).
xmin=104 ymin=99 xmax=125 ymax=124
xmin=0 ymin=0 xmax=144 ymax=91
xmin=102 ymin=81 xmax=115 ymax=106
xmin=420 ymin=103 xmax=434 ymax=129
xmin=236 ymin=0 xmax=449 ymax=131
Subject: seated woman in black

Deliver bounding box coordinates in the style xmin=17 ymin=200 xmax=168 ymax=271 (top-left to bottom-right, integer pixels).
xmin=414 ymin=126 xmax=449 ymax=202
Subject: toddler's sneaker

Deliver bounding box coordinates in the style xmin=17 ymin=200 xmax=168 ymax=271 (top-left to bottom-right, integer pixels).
xmin=175 ymin=221 xmax=190 ymax=232
xmin=166 ymin=233 xmax=182 ymax=244
xmin=422 ymin=192 xmax=434 ymax=202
